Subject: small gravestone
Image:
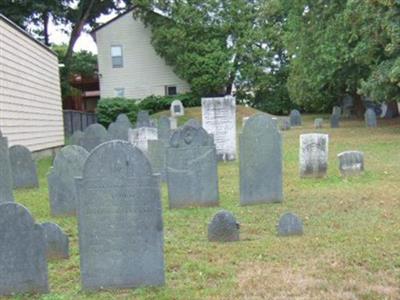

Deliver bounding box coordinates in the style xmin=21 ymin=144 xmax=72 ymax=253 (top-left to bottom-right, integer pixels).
xmin=338 ymin=151 xmax=364 ymax=177
xmin=166 ymin=124 xmax=219 ymax=208
xmin=0 ymin=203 xmax=48 ymax=295
xmin=128 ymin=127 xmax=158 ymax=153
xmin=136 ymin=110 xmax=153 ymax=128
xmin=9 ymin=145 xmax=39 ymax=189
xmin=48 ymin=145 xmax=89 ymax=215
xmin=365 ymin=108 xmax=377 ymax=127
xmin=41 ymin=222 xmax=69 ymax=260
xmin=330 ymin=113 xmax=340 ymax=128
xmin=76 ymin=141 xmax=164 ymax=290
xmin=0 ymin=131 xmax=14 ymax=203
xmin=185 ymin=119 xmax=202 ymax=128
xmin=314 ymin=118 xmax=323 ymax=129
xmin=170 ymin=117 xmax=178 ymax=130
xmin=170 ymin=100 xmax=184 ymax=118
xmin=81 ymin=124 xmax=108 ymax=152
xmin=70 ymin=130 xmax=84 ymax=146
xmin=299 ymin=133 xmax=329 ymax=178
xmin=202 ymin=96 xmax=237 ymax=161
xmin=289 ymin=109 xmax=302 ymax=126
xmin=240 ymin=114 xmax=283 ymax=205
xmin=107 ymin=114 xmax=132 ymax=141
xmin=148 ymin=140 xmax=167 ymax=182
xmin=158 ymin=116 xmax=171 ymax=143
xmin=280 ymin=118 xmax=291 ymax=131
xmin=277 ymin=212 xmax=303 ymax=236
xmin=208 ymin=210 xmax=239 ymax=242
xmin=332 ymin=106 xmax=341 ymax=116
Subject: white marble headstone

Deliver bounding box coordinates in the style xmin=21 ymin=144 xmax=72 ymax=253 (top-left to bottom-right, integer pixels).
xmin=299 ymin=133 xmax=329 ymax=178
xmin=170 ymin=100 xmax=184 ymax=118
xmin=128 ymin=127 xmax=158 ymax=153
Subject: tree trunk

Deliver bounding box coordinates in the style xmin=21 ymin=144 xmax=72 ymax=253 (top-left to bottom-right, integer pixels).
xmin=43 ymin=11 xmax=50 ymax=46
xmin=353 ymin=93 xmax=364 ymax=118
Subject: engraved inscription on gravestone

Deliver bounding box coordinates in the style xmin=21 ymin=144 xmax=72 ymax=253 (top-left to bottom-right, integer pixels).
xmin=338 ymin=151 xmax=364 ymax=177
xmin=299 ymin=133 xmax=329 ymax=178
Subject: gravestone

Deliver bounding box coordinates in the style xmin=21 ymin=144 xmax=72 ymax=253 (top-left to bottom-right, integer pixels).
xmin=330 ymin=113 xmax=340 ymax=128
xmin=158 ymin=116 xmax=171 ymax=143
xmin=208 ymin=210 xmax=239 ymax=242
xmin=148 ymin=140 xmax=167 ymax=182
xmin=170 ymin=100 xmax=184 ymax=117
xmin=76 ymin=141 xmax=164 ymax=290
xmin=166 ymin=124 xmax=219 ymax=208
xmin=332 ymin=106 xmax=341 ymax=116
xmin=0 ymin=131 xmax=14 ymax=203
xmin=128 ymin=127 xmax=158 ymax=153
xmin=169 ymin=117 xmax=178 ymax=130
xmin=201 ymin=96 xmax=237 ymax=161
xmin=280 ymin=118 xmax=291 ymax=131
xmin=277 ymin=212 xmax=304 ymax=236
xmin=81 ymin=124 xmax=108 ymax=152
xmin=338 ymin=151 xmax=364 ymax=177
xmin=0 ymin=203 xmax=48 ymax=295
xmin=242 ymin=117 xmax=249 ymax=128
xmin=314 ymin=118 xmax=323 ymax=129
xmin=342 ymin=94 xmax=354 ymax=118
xmin=365 ymin=108 xmax=377 ymax=127
xmin=41 ymin=222 xmax=69 ymax=260
xmin=185 ymin=119 xmax=202 ymax=128
xmin=299 ymin=133 xmax=329 ymax=178
xmin=136 ymin=110 xmax=153 ymax=128
xmin=240 ymin=114 xmax=283 ymax=205
xmin=69 ymin=130 xmax=84 ymax=146
xmin=107 ymin=114 xmax=132 ymax=141
xmin=289 ymin=109 xmax=302 ymax=126
xmin=48 ymin=145 xmax=89 ymax=215
xmin=9 ymin=145 xmax=39 ymax=189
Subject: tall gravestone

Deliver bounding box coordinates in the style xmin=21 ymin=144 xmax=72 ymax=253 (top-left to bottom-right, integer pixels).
xmin=48 ymin=145 xmax=89 ymax=215
xmin=166 ymin=124 xmax=219 ymax=208
xmin=136 ymin=110 xmax=153 ymax=128
xmin=158 ymin=116 xmax=171 ymax=143
xmin=338 ymin=151 xmax=364 ymax=177
xmin=76 ymin=141 xmax=164 ymax=290
xmin=9 ymin=145 xmax=39 ymax=189
xmin=240 ymin=114 xmax=283 ymax=205
xmin=0 ymin=130 xmax=14 ymax=202
xmin=201 ymin=96 xmax=237 ymax=161
xmin=365 ymin=108 xmax=377 ymax=127
xmin=81 ymin=124 xmax=108 ymax=152
xmin=299 ymin=133 xmax=329 ymax=178
xmin=128 ymin=127 xmax=158 ymax=153
xmin=148 ymin=140 xmax=167 ymax=181
xmin=107 ymin=114 xmax=132 ymax=141
xmin=330 ymin=113 xmax=340 ymax=128
xmin=0 ymin=203 xmax=48 ymax=295
xmin=41 ymin=222 xmax=69 ymax=260
xmin=170 ymin=100 xmax=184 ymax=118
xmin=69 ymin=130 xmax=84 ymax=146
xmin=289 ymin=109 xmax=302 ymax=126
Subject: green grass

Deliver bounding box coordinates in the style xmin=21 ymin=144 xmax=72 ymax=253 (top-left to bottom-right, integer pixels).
xmin=7 ymin=109 xmax=400 ymax=299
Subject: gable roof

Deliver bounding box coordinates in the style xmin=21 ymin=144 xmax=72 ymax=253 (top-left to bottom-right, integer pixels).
xmin=91 ymin=8 xmax=136 ymax=36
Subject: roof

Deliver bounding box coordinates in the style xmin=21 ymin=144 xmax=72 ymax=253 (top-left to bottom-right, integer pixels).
xmin=91 ymin=8 xmax=136 ymax=36
xmin=0 ymin=14 xmax=57 ymax=57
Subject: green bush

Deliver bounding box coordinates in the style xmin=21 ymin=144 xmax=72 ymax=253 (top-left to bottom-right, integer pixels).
xmin=96 ymin=97 xmax=140 ymax=128
xmin=139 ymin=93 xmax=200 ymax=114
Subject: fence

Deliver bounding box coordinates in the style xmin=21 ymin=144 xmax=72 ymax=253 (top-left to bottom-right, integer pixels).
xmin=63 ymin=110 xmax=97 ymax=136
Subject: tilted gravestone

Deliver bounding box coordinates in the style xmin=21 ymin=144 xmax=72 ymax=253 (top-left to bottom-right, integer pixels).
xmin=0 ymin=131 xmax=14 ymax=202
xmin=289 ymin=109 xmax=302 ymax=126
xmin=0 ymin=203 xmax=48 ymax=295
xmin=128 ymin=127 xmax=158 ymax=153
xmin=107 ymin=114 xmax=132 ymax=141
xmin=201 ymin=96 xmax=237 ymax=161
xmin=158 ymin=116 xmax=171 ymax=143
xmin=166 ymin=124 xmax=219 ymax=208
xmin=277 ymin=212 xmax=304 ymax=236
xmin=76 ymin=141 xmax=164 ymax=290
xmin=9 ymin=145 xmax=39 ymax=189
xmin=240 ymin=114 xmax=283 ymax=205
xmin=208 ymin=210 xmax=239 ymax=242
xmin=41 ymin=222 xmax=69 ymax=260
xmin=330 ymin=113 xmax=340 ymax=128
xmin=69 ymin=130 xmax=84 ymax=146
xmin=170 ymin=100 xmax=185 ymax=118
xmin=299 ymin=133 xmax=329 ymax=178
xmin=48 ymin=145 xmax=89 ymax=215
xmin=136 ymin=110 xmax=153 ymax=128
xmin=338 ymin=151 xmax=364 ymax=177
xmin=148 ymin=140 xmax=167 ymax=182
xmin=365 ymin=108 xmax=377 ymax=128
xmin=81 ymin=124 xmax=108 ymax=152
xmin=314 ymin=118 xmax=323 ymax=129
xmin=280 ymin=118 xmax=291 ymax=131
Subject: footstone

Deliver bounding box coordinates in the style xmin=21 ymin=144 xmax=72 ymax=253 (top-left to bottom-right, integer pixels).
xmin=365 ymin=108 xmax=377 ymax=127
xmin=70 ymin=130 xmax=84 ymax=146
xmin=136 ymin=110 xmax=153 ymax=128
xmin=0 ymin=131 xmax=14 ymax=202
xmin=128 ymin=127 xmax=158 ymax=153
xmin=148 ymin=140 xmax=167 ymax=182
xmin=158 ymin=116 xmax=171 ymax=143
xmin=9 ymin=145 xmax=39 ymax=189
xmin=170 ymin=117 xmax=178 ymax=129
xmin=81 ymin=124 xmax=108 ymax=152
xmin=166 ymin=124 xmax=219 ymax=208
xmin=240 ymin=114 xmax=283 ymax=205
xmin=208 ymin=210 xmax=239 ymax=242
xmin=280 ymin=118 xmax=291 ymax=131
xmin=277 ymin=212 xmax=303 ymax=236
xmin=289 ymin=109 xmax=302 ymax=126
xmin=48 ymin=145 xmax=89 ymax=216
xmin=330 ymin=113 xmax=340 ymax=128
xmin=201 ymin=96 xmax=237 ymax=161
xmin=338 ymin=151 xmax=364 ymax=177
xmin=170 ymin=100 xmax=184 ymax=118
xmin=0 ymin=203 xmax=48 ymax=295
xmin=76 ymin=141 xmax=164 ymax=290
xmin=314 ymin=118 xmax=323 ymax=129
xmin=107 ymin=114 xmax=132 ymax=141
xmin=41 ymin=222 xmax=69 ymax=260
xmin=299 ymin=133 xmax=329 ymax=178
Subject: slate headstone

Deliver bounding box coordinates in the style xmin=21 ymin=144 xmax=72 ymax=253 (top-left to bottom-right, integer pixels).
xmin=365 ymin=108 xmax=377 ymax=127
xmin=277 ymin=212 xmax=304 ymax=236
xmin=69 ymin=130 xmax=84 ymax=146
xmin=41 ymin=222 xmax=69 ymax=260
xmin=289 ymin=109 xmax=302 ymax=126
xmin=338 ymin=151 xmax=364 ymax=177
xmin=81 ymin=124 xmax=108 ymax=152
xmin=0 ymin=131 xmax=14 ymax=203
xmin=240 ymin=114 xmax=283 ymax=205
xmin=170 ymin=100 xmax=184 ymax=118
xmin=9 ymin=145 xmax=39 ymax=189
xmin=314 ymin=118 xmax=323 ymax=129
xmin=0 ymin=203 xmax=48 ymax=295
xmin=330 ymin=113 xmax=340 ymax=128
xmin=128 ymin=127 xmax=158 ymax=153
xmin=332 ymin=106 xmax=341 ymax=116
xmin=107 ymin=113 xmax=132 ymax=141
xmin=299 ymin=133 xmax=329 ymax=178
xmin=342 ymin=94 xmax=354 ymax=118
xmin=148 ymin=140 xmax=167 ymax=182
xmin=158 ymin=116 xmax=171 ymax=143
xmin=280 ymin=118 xmax=291 ymax=131
xmin=76 ymin=141 xmax=164 ymax=290
xmin=208 ymin=210 xmax=239 ymax=242
xmin=136 ymin=110 xmax=153 ymax=128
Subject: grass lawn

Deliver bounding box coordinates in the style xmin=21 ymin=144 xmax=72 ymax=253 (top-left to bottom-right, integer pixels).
xmin=10 ymin=107 xmax=400 ymax=299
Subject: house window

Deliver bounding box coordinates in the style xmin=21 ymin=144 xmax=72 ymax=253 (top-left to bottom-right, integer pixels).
xmin=165 ymin=85 xmax=177 ymax=96
xmin=114 ymin=88 xmax=125 ymax=97
xmin=111 ymin=45 xmax=123 ymax=68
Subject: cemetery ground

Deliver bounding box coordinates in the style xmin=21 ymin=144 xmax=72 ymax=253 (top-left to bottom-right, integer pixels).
xmin=12 ymin=107 xmax=400 ymax=299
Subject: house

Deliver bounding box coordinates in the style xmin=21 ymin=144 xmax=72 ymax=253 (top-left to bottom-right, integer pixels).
xmin=92 ymin=9 xmax=191 ymax=100
xmin=0 ymin=14 xmax=64 ymax=154
xmin=64 ymin=73 xmax=100 ymax=112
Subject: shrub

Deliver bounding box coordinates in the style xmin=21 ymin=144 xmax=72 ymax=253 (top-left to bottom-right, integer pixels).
xmin=138 ymin=93 xmax=200 ymax=114
xmin=96 ymin=97 xmax=140 ymax=128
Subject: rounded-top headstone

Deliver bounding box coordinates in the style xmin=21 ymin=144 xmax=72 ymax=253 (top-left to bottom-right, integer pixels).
xmin=365 ymin=108 xmax=377 ymax=128
xmin=70 ymin=130 xmax=84 ymax=146
xmin=314 ymin=118 xmax=323 ymax=129
xmin=107 ymin=114 xmax=132 ymax=141
xmin=208 ymin=210 xmax=239 ymax=242
xmin=169 ymin=123 xmax=214 ymax=148
xmin=41 ymin=222 xmax=69 ymax=260
xmin=170 ymin=100 xmax=184 ymax=117
xmin=116 ymin=113 xmax=132 ymax=125
xmin=337 ymin=150 xmax=364 ymax=177
xmin=81 ymin=124 xmax=108 ymax=152
xmin=280 ymin=118 xmax=291 ymax=131
xmin=9 ymin=145 xmax=39 ymax=189
xmin=136 ymin=110 xmax=153 ymax=128
xmin=289 ymin=109 xmax=302 ymax=126
xmin=277 ymin=212 xmax=303 ymax=236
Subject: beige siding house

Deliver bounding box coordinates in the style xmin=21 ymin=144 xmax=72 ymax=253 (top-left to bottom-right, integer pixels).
xmin=0 ymin=14 xmax=64 ymax=153
xmin=92 ymin=10 xmax=190 ymax=99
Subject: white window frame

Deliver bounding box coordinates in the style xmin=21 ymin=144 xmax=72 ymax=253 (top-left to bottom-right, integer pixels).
xmin=111 ymin=45 xmax=123 ymax=68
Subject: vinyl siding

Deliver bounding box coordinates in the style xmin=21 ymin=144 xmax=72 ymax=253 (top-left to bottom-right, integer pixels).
xmin=0 ymin=17 xmax=64 ymax=152
xmin=95 ymin=12 xmax=191 ymax=99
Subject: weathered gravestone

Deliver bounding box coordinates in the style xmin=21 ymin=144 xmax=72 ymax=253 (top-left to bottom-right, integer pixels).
xmin=332 ymin=106 xmax=341 ymax=116
xmin=201 ymin=96 xmax=237 ymax=161
xmin=240 ymin=114 xmax=283 ymax=205
xmin=289 ymin=109 xmax=302 ymax=126
xmin=280 ymin=118 xmax=291 ymax=131
xmin=365 ymin=108 xmax=377 ymax=128
xmin=299 ymin=133 xmax=329 ymax=178
xmin=0 ymin=130 xmax=14 ymax=203
xmin=69 ymin=130 xmax=84 ymax=146
xmin=314 ymin=118 xmax=323 ymax=129
xmin=148 ymin=140 xmax=167 ymax=182
xmin=81 ymin=124 xmax=108 ymax=152
xmin=0 ymin=203 xmax=48 ymax=295
xmin=9 ymin=145 xmax=39 ymax=189
xmin=48 ymin=145 xmax=89 ymax=215
xmin=338 ymin=151 xmax=364 ymax=177
xmin=277 ymin=212 xmax=304 ymax=236
xmin=169 ymin=117 xmax=178 ymax=130
xmin=208 ymin=210 xmax=239 ymax=242
xmin=128 ymin=127 xmax=158 ymax=153
xmin=170 ymin=100 xmax=185 ymax=118
xmin=330 ymin=113 xmax=340 ymax=128
xmin=185 ymin=118 xmax=202 ymax=128
xmin=41 ymin=222 xmax=69 ymax=260
xmin=158 ymin=116 xmax=171 ymax=143
xmin=76 ymin=141 xmax=164 ymax=290
xmin=136 ymin=110 xmax=153 ymax=128
xmin=107 ymin=114 xmax=132 ymax=141
xmin=166 ymin=124 xmax=219 ymax=208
